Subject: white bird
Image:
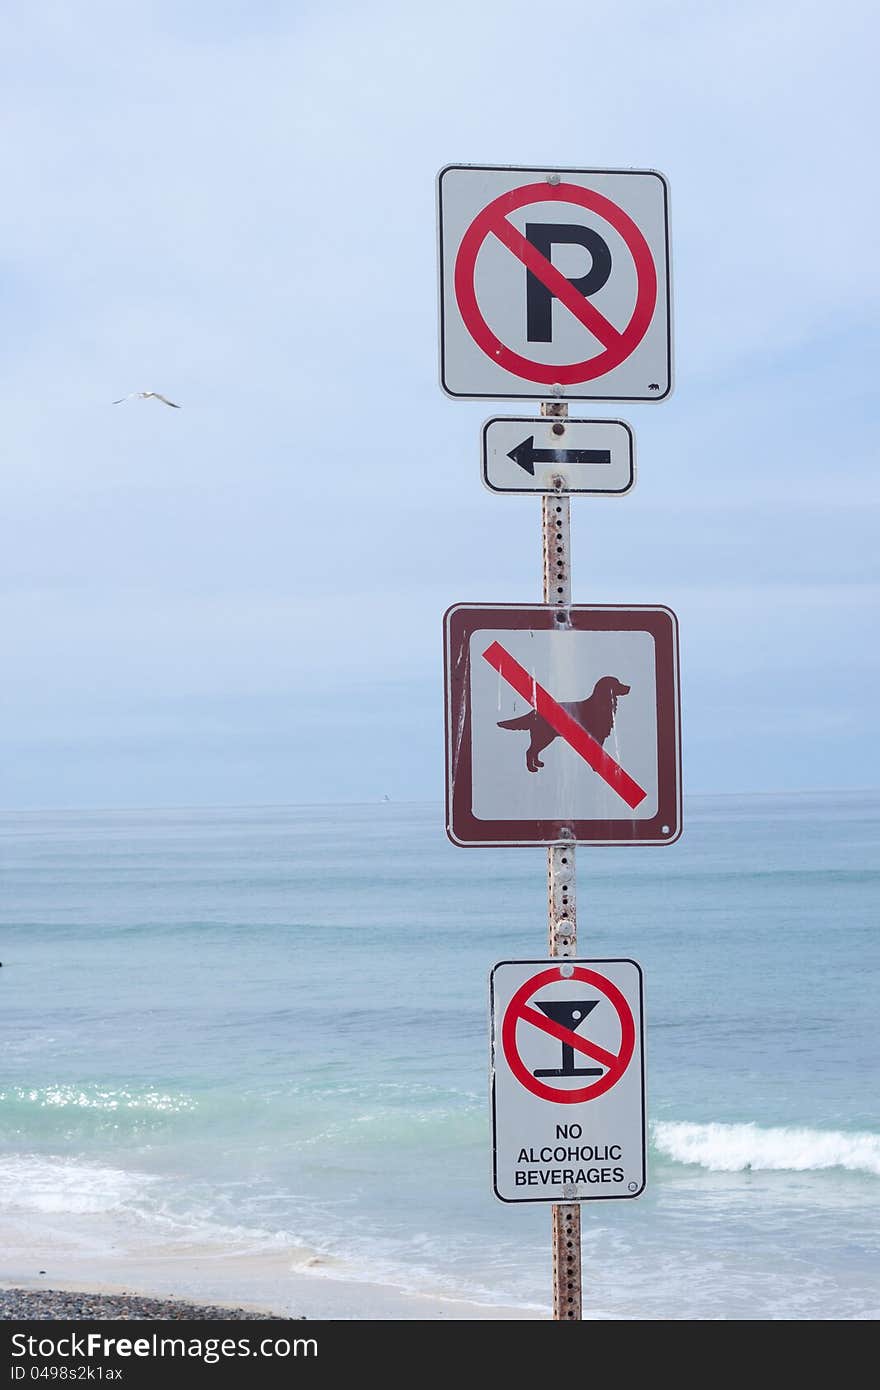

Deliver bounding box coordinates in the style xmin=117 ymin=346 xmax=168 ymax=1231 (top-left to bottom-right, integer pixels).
xmin=112 ymin=391 xmax=181 ymax=408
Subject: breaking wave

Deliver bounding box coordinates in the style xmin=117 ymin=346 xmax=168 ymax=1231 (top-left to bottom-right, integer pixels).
xmin=653 ymin=1120 xmax=880 ymax=1177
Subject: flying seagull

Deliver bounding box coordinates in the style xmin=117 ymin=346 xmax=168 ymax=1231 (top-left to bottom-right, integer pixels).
xmin=112 ymin=391 xmax=181 ymax=408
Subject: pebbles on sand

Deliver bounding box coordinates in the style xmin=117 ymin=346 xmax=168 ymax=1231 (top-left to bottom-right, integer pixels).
xmin=0 ymin=1289 xmax=284 ymax=1321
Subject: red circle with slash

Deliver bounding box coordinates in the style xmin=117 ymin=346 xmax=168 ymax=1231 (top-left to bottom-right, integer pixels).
xmin=454 ymin=182 xmax=657 ymax=385
xmin=501 ymin=966 xmax=635 ymax=1103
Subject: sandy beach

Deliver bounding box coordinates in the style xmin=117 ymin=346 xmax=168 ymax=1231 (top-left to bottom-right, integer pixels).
xmin=0 ymin=1238 xmax=543 ymax=1321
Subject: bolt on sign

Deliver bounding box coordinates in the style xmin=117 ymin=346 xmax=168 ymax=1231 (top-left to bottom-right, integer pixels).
xmin=437 ymin=165 xmax=672 ymax=401
xmin=444 ymin=604 xmax=681 ymax=846
xmin=490 ymin=959 xmax=646 ymax=1203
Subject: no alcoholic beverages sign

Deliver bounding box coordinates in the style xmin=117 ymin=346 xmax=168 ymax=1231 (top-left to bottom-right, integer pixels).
xmin=438 ymin=165 xmax=671 ymax=401
xmin=490 ymin=959 xmax=646 ymax=1203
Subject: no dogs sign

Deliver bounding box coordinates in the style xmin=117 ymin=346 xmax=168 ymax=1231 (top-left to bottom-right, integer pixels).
xmin=490 ymin=959 xmax=646 ymax=1203
xmin=438 ymin=165 xmax=672 ymax=400
xmin=444 ymin=604 xmax=681 ymax=846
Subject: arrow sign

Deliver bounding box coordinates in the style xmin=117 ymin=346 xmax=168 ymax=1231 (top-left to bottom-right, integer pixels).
xmin=508 ymin=436 xmax=611 ymax=475
xmin=482 ymin=417 xmax=635 ymax=495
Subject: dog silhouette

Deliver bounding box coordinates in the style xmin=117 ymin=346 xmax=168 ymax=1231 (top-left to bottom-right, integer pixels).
xmin=497 ymin=676 xmax=631 ymax=772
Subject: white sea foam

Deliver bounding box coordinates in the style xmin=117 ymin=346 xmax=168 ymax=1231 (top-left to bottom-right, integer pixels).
xmin=0 ymin=1085 xmax=195 ymax=1113
xmin=0 ymin=1155 xmax=314 ymax=1256
xmin=653 ymin=1121 xmax=880 ymax=1176
xmin=0 ymin=1155 xmax=159 ymax=1215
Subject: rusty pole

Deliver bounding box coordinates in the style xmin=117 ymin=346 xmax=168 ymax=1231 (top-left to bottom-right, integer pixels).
xmin=540 ymin=398 xmax=582 ymax=1321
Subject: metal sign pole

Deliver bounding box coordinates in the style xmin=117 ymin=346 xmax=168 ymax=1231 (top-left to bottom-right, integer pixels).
xmin=540 ymin=399 xmax=582 ymax=1321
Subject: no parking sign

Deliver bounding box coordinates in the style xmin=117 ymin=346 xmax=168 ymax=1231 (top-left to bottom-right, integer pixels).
xmin=438 ymin=164 xmax=671 ymax=400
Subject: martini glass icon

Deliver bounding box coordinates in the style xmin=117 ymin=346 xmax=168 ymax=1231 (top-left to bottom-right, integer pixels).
xmin=533 ymin=999 xmax=604 ymax=1078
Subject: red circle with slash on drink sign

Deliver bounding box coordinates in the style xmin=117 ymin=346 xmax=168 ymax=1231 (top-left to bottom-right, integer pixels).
xmin=501 ymin=966 xmax=636 ymax=1103
xmin=453 ymin=182 xmax=657 ymax=386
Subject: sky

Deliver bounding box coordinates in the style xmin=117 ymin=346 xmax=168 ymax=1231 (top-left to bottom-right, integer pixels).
xmin=1 ymin=0 xmax=878 ymax=809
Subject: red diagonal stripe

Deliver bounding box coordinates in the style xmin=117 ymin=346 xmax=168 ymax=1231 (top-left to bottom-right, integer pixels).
xmin=518 ymin=1004 xmax=619 ymax=1070
xmin=482 ymin=641 xmax=647 ymax=809
xmin=487 ymin=215 xmax=623 ymax=350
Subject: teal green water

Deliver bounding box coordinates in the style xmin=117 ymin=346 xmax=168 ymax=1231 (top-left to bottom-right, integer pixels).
xmin=1 ymin=792 xmax=878 ymax=1318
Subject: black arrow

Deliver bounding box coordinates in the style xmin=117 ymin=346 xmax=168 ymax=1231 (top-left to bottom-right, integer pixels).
xmin=507 ymin=436 xmax=612 ymax=476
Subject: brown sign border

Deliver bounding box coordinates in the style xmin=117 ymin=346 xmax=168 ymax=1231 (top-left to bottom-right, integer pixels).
xmin=444 ymin=604 xmax=681 ymax=846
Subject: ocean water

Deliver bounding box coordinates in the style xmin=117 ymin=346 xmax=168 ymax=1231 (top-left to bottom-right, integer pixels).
xmin=1 ymin=792 xmax=878 ymax=1320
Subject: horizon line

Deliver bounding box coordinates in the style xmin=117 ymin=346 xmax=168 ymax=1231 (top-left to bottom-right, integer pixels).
xmin=1 ymin=787 xmax=878 ymax=817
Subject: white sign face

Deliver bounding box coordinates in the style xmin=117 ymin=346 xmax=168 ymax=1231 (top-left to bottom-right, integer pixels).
xmin=438 ymin=165 xmax=671 ymax=401
xmin=490 ymin=959 xmax=646 ymax=1203
xmin=482 ymin=416 xmax=634 ymax=495
xmin=471 ymin=625 xmax=658 ymax=822
xmin=444 ymin=604 xmax=681 ymax=846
